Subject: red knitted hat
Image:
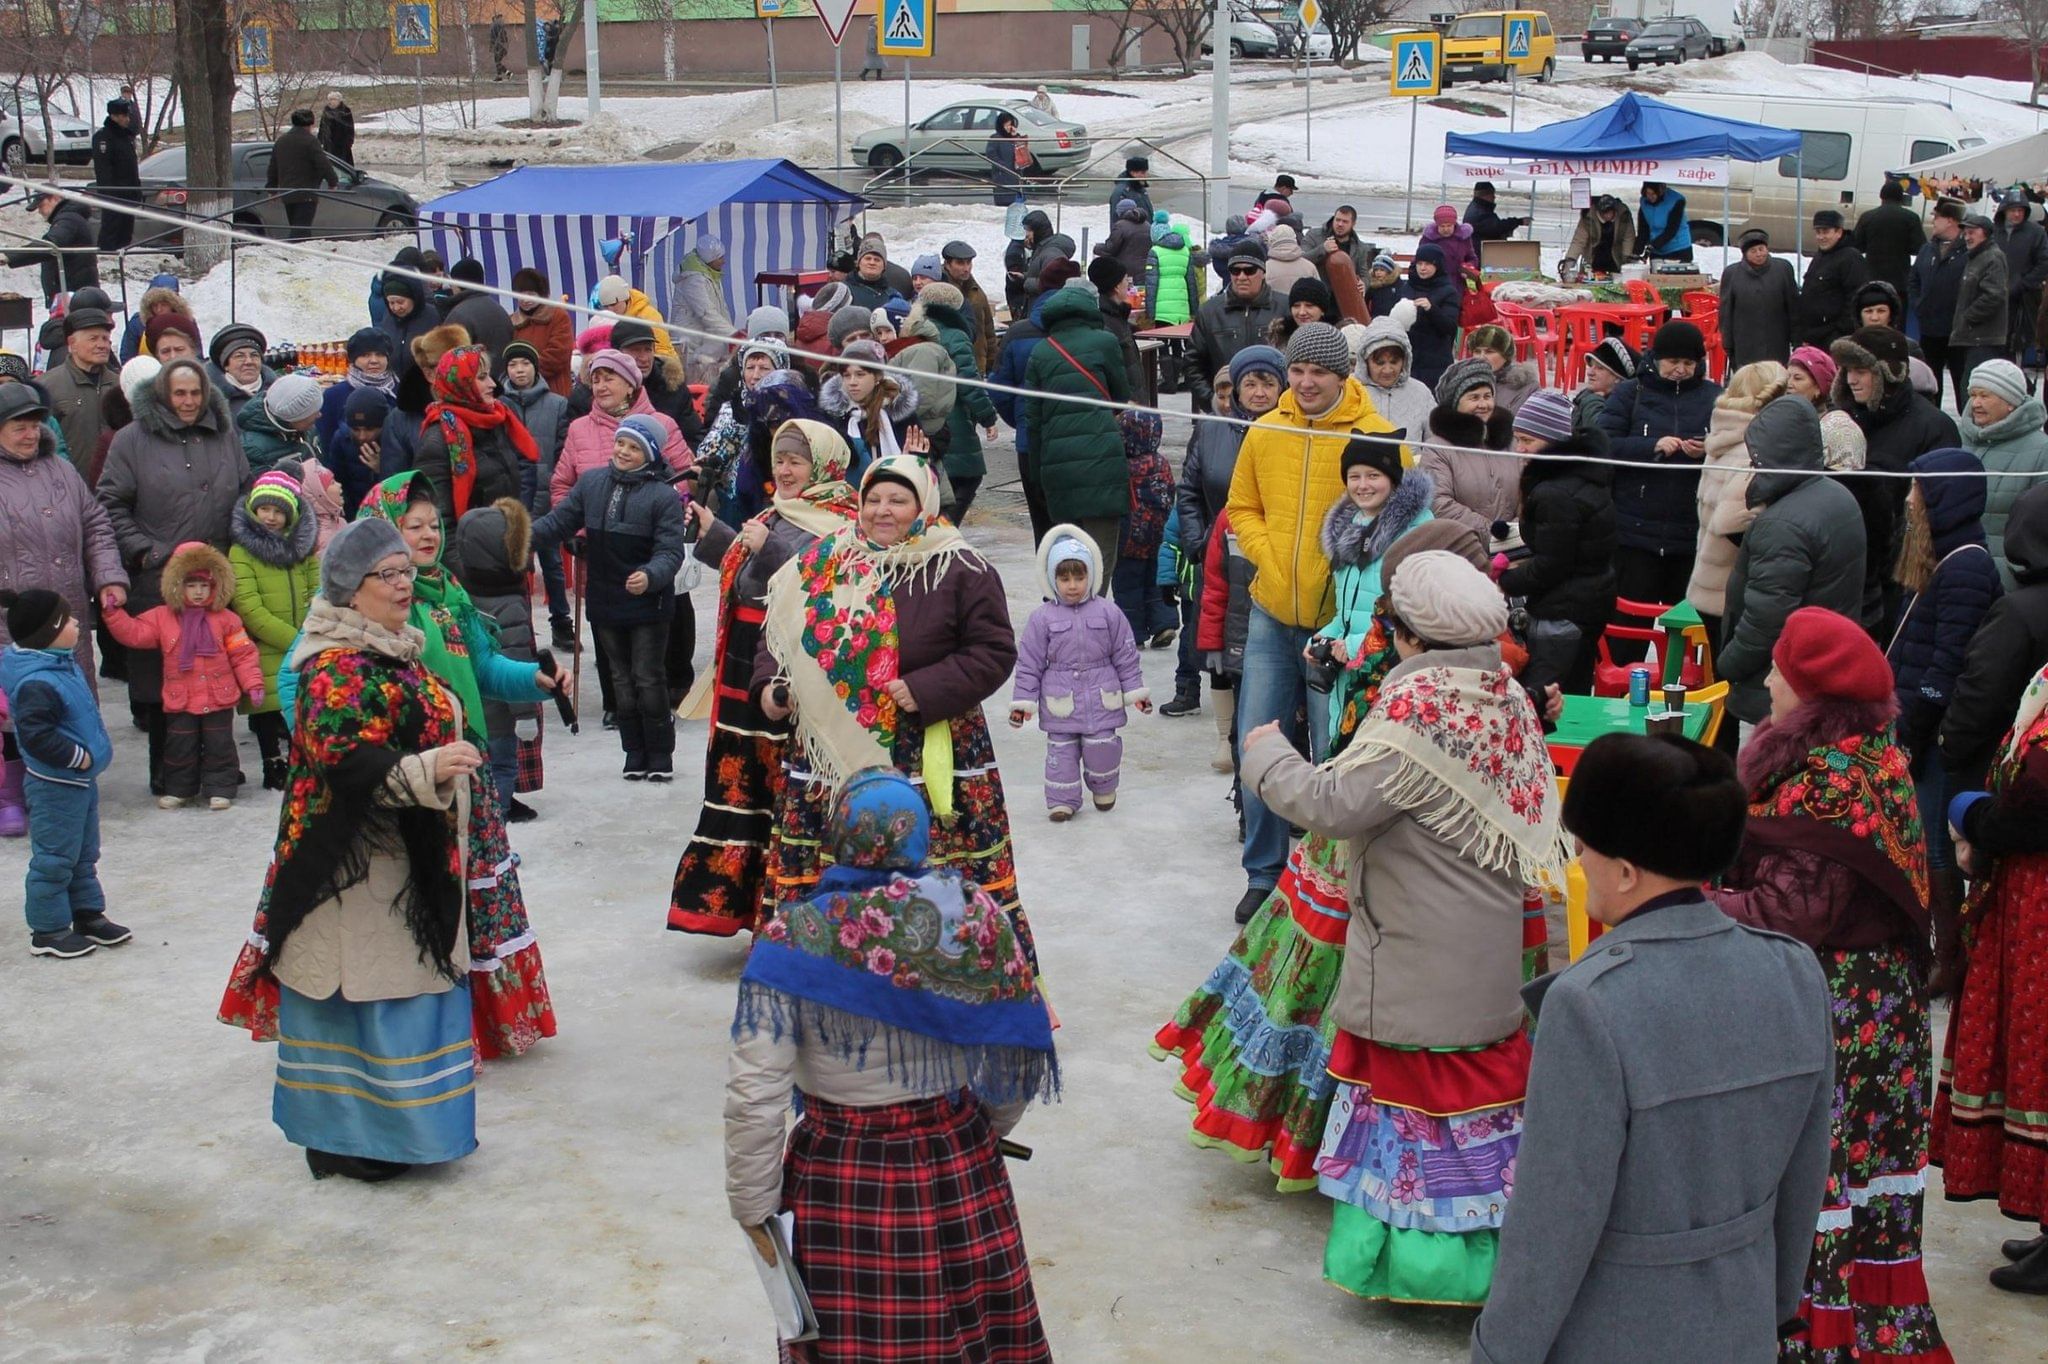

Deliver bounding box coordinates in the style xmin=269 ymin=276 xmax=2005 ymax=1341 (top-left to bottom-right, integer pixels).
xmin=1772 ymin=606 xmax=1892 ymax=704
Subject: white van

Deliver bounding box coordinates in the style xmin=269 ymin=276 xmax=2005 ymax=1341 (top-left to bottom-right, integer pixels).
xmin=1661 ymin=93 xmax=1981 ymax=246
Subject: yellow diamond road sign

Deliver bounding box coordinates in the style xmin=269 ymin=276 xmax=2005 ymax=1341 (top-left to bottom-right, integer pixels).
xmin=1297 ymin=0 xmax=1320 ymax=32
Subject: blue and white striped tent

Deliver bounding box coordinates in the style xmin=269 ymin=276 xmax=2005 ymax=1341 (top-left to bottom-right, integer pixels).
xmin=416 ymin=159 xmax=863 ymax=328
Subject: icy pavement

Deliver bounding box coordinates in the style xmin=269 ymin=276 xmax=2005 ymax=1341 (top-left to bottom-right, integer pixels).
xmin=0 ymin=432 xmax=2035 ymax=1361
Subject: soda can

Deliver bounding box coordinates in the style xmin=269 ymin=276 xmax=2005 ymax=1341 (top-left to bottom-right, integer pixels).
xmin=1628 ymin=664 xmax=1652 ymax=707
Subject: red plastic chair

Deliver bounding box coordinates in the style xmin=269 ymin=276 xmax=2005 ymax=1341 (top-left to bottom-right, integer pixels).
xmin=1692 ymin=310 xmax=1728 ymax=383
xmin=1556 ymin=308 xmax=1607 ymax=389
xmin=1591 ymin=597 xmax=1708 ymax=697
xmin=1681 ymin=289 xmax=1719 ymax=319
xmin=1490 ymin=302 xmax=1550 ymax=386
xmin=1623 ymin=279 xmax=1660 ymax=306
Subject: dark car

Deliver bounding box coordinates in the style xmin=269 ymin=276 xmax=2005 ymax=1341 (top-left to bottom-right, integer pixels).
xmin=129 ymin=142 xmax=420 ymax=249
xmin=1581 ymin=16 xmax=1640 ymax=61
xmin=1625 ymin=17 xmax=1714 ymax=67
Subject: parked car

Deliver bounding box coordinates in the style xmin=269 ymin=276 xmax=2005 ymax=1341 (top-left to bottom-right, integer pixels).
xmin=1261 ymin=10 xmax=1334 ymax=58
xmin=1581 ymin=16 xmax=1641 ymax=61
xmin=1706 ymin=27 xmax=1747 ymax=56
xmin=1442 ymin=9 xmax=1558 ymax=86
xmin=130 ymin=142 xmax=420 ymax=249
xmin=1200 ymin=6 xmax=1283 ymax=57
xmin=1625 ymin=17 xmax=1714 ymax=67
xmin=850 ymin=101 xmax=1090 ymax=174
xmin=0 ymin=95 xmax=93 ymax=172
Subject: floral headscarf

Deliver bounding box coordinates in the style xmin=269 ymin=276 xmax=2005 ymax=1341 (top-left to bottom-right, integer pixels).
xmin=425 ymin=346 xmax=539 ymax=520
xmin=761 ymin=454 xmax=974 ymax=789
xmin=768 ymin=418 xmax=859 ymax=538
xmin=733 ymin=769 xmax=1057 ymax=1105
xmin=356 ymin=471 xmax=490 ymax=740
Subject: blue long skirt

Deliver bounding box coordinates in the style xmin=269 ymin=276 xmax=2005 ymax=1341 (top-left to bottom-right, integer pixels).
xmin=273 ymin=983 xmax=478 ymax=1165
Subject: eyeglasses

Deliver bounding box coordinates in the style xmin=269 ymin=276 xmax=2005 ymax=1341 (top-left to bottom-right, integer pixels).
xmin=369 ymin=564 xmax=418 ymax=587
xmin=1229 ymin=266 xmax=1263 ymax=277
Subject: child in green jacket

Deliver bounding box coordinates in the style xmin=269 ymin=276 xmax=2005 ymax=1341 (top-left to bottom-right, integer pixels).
xmin=228 ymin=472 xmax=321 ymax=790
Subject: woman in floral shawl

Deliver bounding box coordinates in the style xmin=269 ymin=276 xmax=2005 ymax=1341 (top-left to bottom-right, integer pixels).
xmin=1152 ymin=520 xmax=1487 ymax=1193
xmin=225 ymin=472 xmax=561 ymax=1060
xmin=668 ymin=420 xmax=859 ymax=938
xmin=1935 ymin=659 xmax=2048 ymax=1295
xmin=724 ymin=767 xmax=1057 ymax=1361
xmin=412 ymin=345 xmax=541 ymax=526
xmin=1242 ymin=550 xmax=1569 ymax=1308
xmin=1712 ymin=606 xmax=1948 ymax=1363
xmin=753 ymin=454 xmax=1029 ymax=958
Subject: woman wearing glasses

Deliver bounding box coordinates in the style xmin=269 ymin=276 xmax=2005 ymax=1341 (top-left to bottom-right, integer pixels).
xmin=223 ymin=518 xmax=484 ymax=1182
xmin=223 ymin=472 xmax=563 ymax=1063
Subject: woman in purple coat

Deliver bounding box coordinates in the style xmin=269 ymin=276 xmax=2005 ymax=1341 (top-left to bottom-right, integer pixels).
xmin=755 ymin=452 xmax=1033 ymax=956
xmin=0 ymin=382 xmax=128 ymax=837
xmin=1009 ymin=523 xmax=1152 ymax=820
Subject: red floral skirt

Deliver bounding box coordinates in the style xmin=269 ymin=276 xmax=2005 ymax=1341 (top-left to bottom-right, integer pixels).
xmin=1933 ymin=853 xmax=2048 ymax=1227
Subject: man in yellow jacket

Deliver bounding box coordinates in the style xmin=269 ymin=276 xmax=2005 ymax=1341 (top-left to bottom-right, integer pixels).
xmin=597 ymin=274 xmax=681 ymax=366
xmin=1224 ymin=321 xmax=1403 ymax=923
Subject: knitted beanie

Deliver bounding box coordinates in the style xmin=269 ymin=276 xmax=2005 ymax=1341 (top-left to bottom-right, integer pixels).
xmin=1087 ymin=255 xmax=1128 ymax=292
xmin=1651 ymin=321 xmax=1707 ymax=364
xmin=1787 ymin=345 xmax=1836 ymax=394
xmin=144 ymin=311 xmax=201 ymax=351
xmin=247 ymin=470 xmax=304 ymax=524
xmin=584 ymin=348 xmax=643 ymax=390
xmin=0 ymin=587 xmax=68 ymax=649
xmin=824 ymin=303 xmax=873 ymax=350
xmin=1512 ymin=389 xmax=1577 ymax=445
xmin=1773 ymin=605 xmax=1892 ymax=704
xmin=118 ymin=355 xmax=162 ymax=405
xmin=1585 ymin=336 xmax=1637 ymax=381
xmin=1435 ymin=356 xmax=1495 ymax=407
xmin=1389 ymin=550 xmax=1508 ymax=647
xmin=1340 ymin=430 xmax=1404 ymax=484
xmin=746 ymin=305 xmax=791 ymax=339
xmin=1285 ymin=322 xmax=1351 ymax=376
xmin=265 ymin=374 xmax=323 ymax=425
xmin=811 ymin=281 xmax=853 ymax=315
xmin=614 ymin=413 xmax=667 ymax=463
xmin=346 ymin=326 xmax=394 ymax=361
xmin=1229 ymin=345 xmax=1286 ymax=388
xmin=1968 ymin=357 xmax=2030 ymax=410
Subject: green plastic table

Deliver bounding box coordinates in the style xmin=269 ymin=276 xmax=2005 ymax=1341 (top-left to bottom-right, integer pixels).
xmin=1548 ymin=695 xmax=1712 ymax=751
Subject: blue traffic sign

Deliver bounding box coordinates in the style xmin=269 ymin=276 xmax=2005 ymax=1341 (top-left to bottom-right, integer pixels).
xmin=1505 ymin=16 xmax=1533 ymax=58
xmin=1390 ymin=32 xmax=1440 ymax=97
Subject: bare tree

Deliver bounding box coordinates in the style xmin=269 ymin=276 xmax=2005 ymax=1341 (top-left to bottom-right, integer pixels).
xmin=631 ymin=0 xmax=680 ymax=80
xmin=173 ymin=0 xmax=235 ymax=271
xmin=1138 ymin=0 xmax=1212 ymax=75
xmin=1320 ymin=0 xmax=1397 ymax=62
xmin=2003 ymin=0 xmax=2048 ymax=105
xmin=98 ymin=0 xmax=182 ymax=155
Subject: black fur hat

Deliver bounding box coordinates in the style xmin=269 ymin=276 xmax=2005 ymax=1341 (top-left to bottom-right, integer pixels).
xmin=1560 ymin=734 xmax=1746 ymax=881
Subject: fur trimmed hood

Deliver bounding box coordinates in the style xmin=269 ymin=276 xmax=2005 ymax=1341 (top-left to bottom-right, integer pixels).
xmin=160 ymin=540 xmax=235 ymax=608
xmin=1426 ymin=401 xmax=1515 ymax=452
xmin=818 ymin=373 xmax=920 ymax=425
xmin=230 ymin=493 xmax=319 ymax=568
xmin=132 ymin=367 xmax=231 ymax=439
xmin=1320 ymin=470 xmax=1435 ymax=571
xmin=451 ymin=497 xmax=533 ymax=598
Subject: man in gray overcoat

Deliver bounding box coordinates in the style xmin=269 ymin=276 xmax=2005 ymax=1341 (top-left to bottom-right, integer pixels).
xmin=1472 ymin=733 xmax=1835 ymax=1364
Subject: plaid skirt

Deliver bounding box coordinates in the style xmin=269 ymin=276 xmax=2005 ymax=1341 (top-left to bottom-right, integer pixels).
xmin=515 ymin=715 xmax=544 ymax=794
xmin=780 ymin=1091 xmax=1050 ymax=1364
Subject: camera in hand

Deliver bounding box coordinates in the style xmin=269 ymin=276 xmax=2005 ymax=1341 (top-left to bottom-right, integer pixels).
xmin=1304 ymin=636 xmax=1343 ymax=694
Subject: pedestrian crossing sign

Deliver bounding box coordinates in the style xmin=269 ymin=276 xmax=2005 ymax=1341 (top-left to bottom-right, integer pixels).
xmin=1505 ymin=16 xmax=1533 ymax=58
xmin=755 ymin=0 xmax=784 ymax=16
xmin=1390 ymin=32 xmax=1440 ymax=97
xmin=878 ymin=0 xmax=935 ymax=58
xmin=391 ymin=0 xmax=438 ymax=56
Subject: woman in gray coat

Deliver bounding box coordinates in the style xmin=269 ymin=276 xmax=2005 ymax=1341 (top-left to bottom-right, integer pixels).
xmin=96 ymin=358 xmax=250 ymax=790
xmin=1475 ymin=732 xmax=1835 ymax=1364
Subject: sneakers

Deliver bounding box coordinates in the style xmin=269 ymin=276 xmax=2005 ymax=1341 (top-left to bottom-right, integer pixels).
xmin=1148 ymin=627 xmax=1180 ymax=650
xmin=506 ymin=798 xmax=539 ymax=823
xmin=74 ymin=914 xmax=132 ymax=946
xmin=645 ymin=770 xmax=674 ymax=784
xmin=208 ymin=797 xmax=233 ymax=812
xmin=1048 ymin=806 xmax=1076 ymax=822
xmin=157 ymin=795 xmax=185 ymax=810
xmin=622 ymin=757 xmax=649 ymax=781
xmin=1233 ymin=886 xmax=1270 ymax=925
xmin=1093 ymin=794 xmax=1116 ymax=812
xmin=29 ymin=929 xmax=97 ymax=958
xmin=262 ymin=758 xmax=290 ymax=791
xmin=1159 ymin=682 xmax=1201 ymax=718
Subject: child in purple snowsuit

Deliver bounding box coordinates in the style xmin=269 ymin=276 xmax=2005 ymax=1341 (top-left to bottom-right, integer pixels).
xmin=1009 ymin=524 xmax=1151 ymax=820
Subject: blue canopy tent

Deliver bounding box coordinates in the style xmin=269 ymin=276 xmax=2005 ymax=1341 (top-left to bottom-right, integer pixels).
xmin=1444 ymin=91 xmax=1804 ymax=257
xmin=417 ymin=160 xmax=863 ymax=327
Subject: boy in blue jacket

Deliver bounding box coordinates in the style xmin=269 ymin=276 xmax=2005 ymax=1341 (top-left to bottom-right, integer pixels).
xmin=0 ymin=589 xmax=128 ymax=959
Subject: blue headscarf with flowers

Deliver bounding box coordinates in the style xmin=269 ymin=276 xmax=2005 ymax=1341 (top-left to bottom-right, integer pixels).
xmin=733 ymin=769 xmax=1057 ymax=1105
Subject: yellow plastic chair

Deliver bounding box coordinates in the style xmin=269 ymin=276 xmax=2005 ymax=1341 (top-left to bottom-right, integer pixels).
xmin=1687 ymin=679 xmax=1730 ymax=748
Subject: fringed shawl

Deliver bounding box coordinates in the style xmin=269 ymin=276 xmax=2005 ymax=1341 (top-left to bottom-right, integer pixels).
xmin=1333 ymin=652 xmax=1573 ymax=888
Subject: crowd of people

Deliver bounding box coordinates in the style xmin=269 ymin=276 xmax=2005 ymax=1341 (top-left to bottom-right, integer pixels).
xmin=6 ymin=161 xmax=2048 ymax=1360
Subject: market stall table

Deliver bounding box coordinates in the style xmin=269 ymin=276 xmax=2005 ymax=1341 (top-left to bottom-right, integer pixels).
xmin=1134 ymin=321 xmax=1192 ymax=407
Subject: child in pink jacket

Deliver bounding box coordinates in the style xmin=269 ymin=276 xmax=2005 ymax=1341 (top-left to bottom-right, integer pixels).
xmin=103 ymin=542 xmax=264 ymax=811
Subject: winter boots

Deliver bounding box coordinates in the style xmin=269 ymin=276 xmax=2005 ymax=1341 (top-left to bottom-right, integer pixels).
xmin=1210 ymin=689 xmax=1236 ymax=774
xmin=0 ymin=757 xmax=25 ymax=837
xmin=1160 ymin=679 xmax=1200 ymax=718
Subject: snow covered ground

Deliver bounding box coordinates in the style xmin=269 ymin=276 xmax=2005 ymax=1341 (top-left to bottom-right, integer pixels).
xmin=1 ymin=432 xmax=2035 ymax=1360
